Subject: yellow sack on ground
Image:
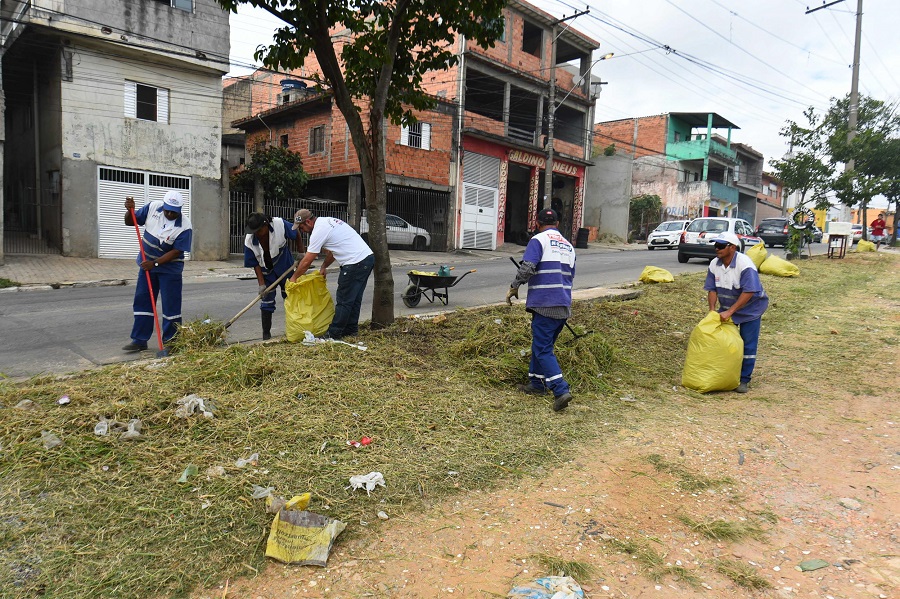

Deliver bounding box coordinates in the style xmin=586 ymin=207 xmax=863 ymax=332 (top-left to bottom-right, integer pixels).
xmin=759 ymin=254 xmax=800 ymax=277
xmin=745 ymin=242 xmax=767 ymax=269
xmin=285 ymin=272 xmax=334 ymax=341
xmin=682 ymin=311 xmax=743 ymax=393
xmin=639 ymin=265 xmax=674 ymax=283
xmin=856 ymin=239 xmax=876 ymax=252
xmin=265 ymin=506 xmax=346 ymax=566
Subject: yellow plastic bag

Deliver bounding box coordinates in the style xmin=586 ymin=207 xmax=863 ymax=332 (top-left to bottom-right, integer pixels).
xmin=856 ymin=239 xmax=876 ymax=252
xmin=682 ymin=311 xmax=743 ymax=393
xmin=639 ymin=265 xmax=674 ymax=283
xmin=285 ymin=272 xmax=334 ymax=341
xmin=265 ymin=493 xmax=346 ymax=566
xmin=745 ymin=242 xmax=767 ymax=269
xmin=759 ymin=254 xmax=800 ymax=277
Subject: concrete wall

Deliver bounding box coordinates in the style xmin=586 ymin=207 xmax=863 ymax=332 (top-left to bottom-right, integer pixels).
xmin=584 ymin=152 xmax=632 ymax=240
xmin=24 ymin=0 xmax=230 ymax=73
xmin=59 ymin=40 xmax=226 ymax=258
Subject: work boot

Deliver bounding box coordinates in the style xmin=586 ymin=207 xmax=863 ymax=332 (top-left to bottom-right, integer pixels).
xmin=261 ymin=311 xmax=273 ymax=341
xmin=122 ymin=341 xmax=148 ymax=352
xmin=552 ymin=392 xmax=573 ymax=412
xmin=735 ymin=382 xmax=750 ymax=393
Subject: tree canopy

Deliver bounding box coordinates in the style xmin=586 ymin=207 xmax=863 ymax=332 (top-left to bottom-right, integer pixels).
xmin=217 ymin=0 xmax=506 ymax=326
xmin=231 ymin=146 xmax=309 ymax=202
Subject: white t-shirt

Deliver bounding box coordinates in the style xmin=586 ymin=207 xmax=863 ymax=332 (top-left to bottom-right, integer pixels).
xmin=307 ymin=217 xmax=373 ymax=266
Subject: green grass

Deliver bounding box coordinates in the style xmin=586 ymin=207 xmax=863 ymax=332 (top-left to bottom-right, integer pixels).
xmin=530 ymin=553 xmax=597 ymax=583
xmin=0 ymin=278 xmax=19 ymax=289
xmin=715 ymin=558 xmax=773 ymax=590
xmin=677 ymin=515 xmax=766 ymax=541
xmin=0 ymin=252 xmax=897 ymax=597
xmin=607 ymin=538 xmax=702 ymax=587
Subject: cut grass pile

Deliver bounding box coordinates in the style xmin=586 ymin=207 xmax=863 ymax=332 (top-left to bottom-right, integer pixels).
xmin=0 ymin=252 xmax=897 ymax=597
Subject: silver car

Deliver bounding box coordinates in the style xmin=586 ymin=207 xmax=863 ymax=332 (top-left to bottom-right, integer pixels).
xmin=359 ymin=214 xmax=432 ymax=250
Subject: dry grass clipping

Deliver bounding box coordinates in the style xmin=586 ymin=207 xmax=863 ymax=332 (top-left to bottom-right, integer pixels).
xmin=0 ymin=252 xmax=897 ymax=598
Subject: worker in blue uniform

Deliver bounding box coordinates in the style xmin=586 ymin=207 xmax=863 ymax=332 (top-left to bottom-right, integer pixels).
xmin=244 ymin=212 xmax=302 ymax=340
xmin=122 ymin=192 xmax=193 ymax=352
xmin=506 ymin=208 xmax=576 ymax=412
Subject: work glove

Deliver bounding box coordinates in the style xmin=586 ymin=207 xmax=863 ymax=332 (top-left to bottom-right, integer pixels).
xmin=258 ymin=284 xmax=268 ymax=297
xmin=505 ymin=286 xmax=519 ymax=305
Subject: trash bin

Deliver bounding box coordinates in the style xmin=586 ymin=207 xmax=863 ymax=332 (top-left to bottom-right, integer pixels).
xmin=575 ymin=228 xmax=589 ymax=249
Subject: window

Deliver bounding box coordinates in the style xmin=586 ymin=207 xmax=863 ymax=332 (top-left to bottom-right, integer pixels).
xmin=400 ymin=122 xmax=431 ymax=150
xmin=124 ymin=81 xmax=169 ymax=123
xmin=280 ymin=134 xmax=289 ymax=148
xmin=309 ymin=125 xmax=325 ymax=154
xmin=155 ymin=0 xmax=192 ymax=11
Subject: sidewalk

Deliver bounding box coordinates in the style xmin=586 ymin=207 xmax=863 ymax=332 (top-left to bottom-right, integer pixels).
xmin=0 ymin=241 xmax=644 ymax=290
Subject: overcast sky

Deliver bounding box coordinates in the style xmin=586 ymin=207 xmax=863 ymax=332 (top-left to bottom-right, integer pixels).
xmin=227 ymin=0 xmax=898 ymax=171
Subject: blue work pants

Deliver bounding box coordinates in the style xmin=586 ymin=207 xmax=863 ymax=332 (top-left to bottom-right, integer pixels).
xmin=528 ymin=312 xmax=570 ymax=397
xmin=737 ymin=317 xmax=762 ymax=383
xmin=328 ymin=254 xmax=374 ymax=338
xmin=260 ymin=266 xmax=290 ymax=314
xmin=130 ymin=269 xmax=183 ymax=344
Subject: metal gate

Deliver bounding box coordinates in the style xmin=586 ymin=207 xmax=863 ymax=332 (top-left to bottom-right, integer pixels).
xmin=2 ymin=186 xmax=62 ymax=255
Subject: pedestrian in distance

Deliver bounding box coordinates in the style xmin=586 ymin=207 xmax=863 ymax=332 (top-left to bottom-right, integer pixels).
xmin=506 ymin=208 xmax=576 ymax=412
xmin=870 ymin=213 xmax=887 ymax=250
xmin=704 ymin=231 xmax=769 ymax=393
xmin=289 ymin=209 xmax=374 ymax=340
xmin=244 ymin=212 xmax=303 ymax=340
xmin=122 ymin=192 xmax=192 ymax=352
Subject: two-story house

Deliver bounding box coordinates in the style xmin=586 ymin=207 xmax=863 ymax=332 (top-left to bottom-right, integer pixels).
xmin=232 ymin=0 xmax=600 ymax=251
xmin=757 ymin=171 xmax=787 ymax=222
xmin=1 ymin=0 xmax=230 ymax=262
xmin=731 ymin=142 xmax=764 ymax=225
xmin=593 ymin=112 xmax=742 ymax=222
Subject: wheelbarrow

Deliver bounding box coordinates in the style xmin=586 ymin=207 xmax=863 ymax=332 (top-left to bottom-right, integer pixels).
xmin=401 ymin=269 xmax=476 ymax=308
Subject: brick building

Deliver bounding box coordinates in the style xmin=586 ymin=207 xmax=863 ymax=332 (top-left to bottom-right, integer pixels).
xmin=231 ymin=0 xmax=600 ymax=251
xmin=594 ymin=112 xmax=745 ymax=223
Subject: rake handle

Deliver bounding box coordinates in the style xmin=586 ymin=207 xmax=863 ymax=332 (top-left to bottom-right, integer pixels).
xmin=128 ymin=202 xmax=165 ymax=353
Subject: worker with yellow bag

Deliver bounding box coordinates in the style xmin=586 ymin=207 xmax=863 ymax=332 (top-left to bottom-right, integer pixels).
xmin=703 ymin=232 xmax=769 ymax=393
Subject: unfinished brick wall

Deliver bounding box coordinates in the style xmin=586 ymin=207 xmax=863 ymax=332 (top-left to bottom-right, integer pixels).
xmin=594 ymin=115 xmax=667 ymax=159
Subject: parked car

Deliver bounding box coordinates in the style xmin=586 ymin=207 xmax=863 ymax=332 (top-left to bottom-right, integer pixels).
xmin=755 ymin=217 xmax=791 ymax=247
xmin=811 ymin=226 xmax=823 ymax=243
xmin=851 ymin=223 xmax=863 ymax=244
xmin=646 ymin=220 xmax=691 ymax=250
xmin=678 ymin=217 xmax=762 ymax=263
xmin=359 ymin=214 xmax=431 ymax=250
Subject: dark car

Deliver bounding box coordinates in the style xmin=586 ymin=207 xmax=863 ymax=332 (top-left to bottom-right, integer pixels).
xmin=811 ymin=226 xmax=823 ymax=243
xmin=755 ymin=217 xmax=791 ymax=247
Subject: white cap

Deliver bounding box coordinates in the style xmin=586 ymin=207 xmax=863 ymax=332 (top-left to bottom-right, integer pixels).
xmin=162 ymin=191 xmax=185 ymax=212
xmin=710 ymin=231 xmax=740 ymax=247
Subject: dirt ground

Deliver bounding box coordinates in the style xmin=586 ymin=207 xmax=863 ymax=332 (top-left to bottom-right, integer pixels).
xmin=201 ymin=392 xmax=897 ymax=599
xmin=197 ymin=273 xmax=899 ymax=599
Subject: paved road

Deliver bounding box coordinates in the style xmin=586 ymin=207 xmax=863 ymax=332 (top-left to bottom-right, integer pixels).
xmin=0 ymin=243 xmax=824 ymax=378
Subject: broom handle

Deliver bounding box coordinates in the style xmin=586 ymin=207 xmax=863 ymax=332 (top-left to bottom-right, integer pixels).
xmin=128 ymin=202 xmax=165 ymax=352
xmin=223 ymin=260 xmax=299 ymax=330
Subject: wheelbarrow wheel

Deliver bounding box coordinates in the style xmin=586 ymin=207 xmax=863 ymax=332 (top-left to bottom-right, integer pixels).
xmin=402 ymin=284 xmax=422 ymax=308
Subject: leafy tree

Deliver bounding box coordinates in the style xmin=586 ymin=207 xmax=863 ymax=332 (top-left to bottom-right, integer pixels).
xmin=628 ymin=194 xmax=661 ymax=241
xmin=822 ymin=95 xmax=900 ymax=240
xmin=217 ymin=0 xmax=505 ymax=327
xmin=769 ymin=107 xmax=834 ymax=213
xmin=231 ymin=146 xmax=309 ymax=202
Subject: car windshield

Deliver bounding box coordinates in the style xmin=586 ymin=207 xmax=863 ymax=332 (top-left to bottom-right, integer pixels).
xmin=657 ymin=222 xmax=684 ymax=231
xmin=761 ymin=219 xmax=785 ymax=225
xmin=686 ymin=219 xmax=728 ymax=233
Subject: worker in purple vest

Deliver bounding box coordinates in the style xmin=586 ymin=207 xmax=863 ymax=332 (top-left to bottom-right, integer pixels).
xmin=506 ymin=208 xmax=576 ymax=412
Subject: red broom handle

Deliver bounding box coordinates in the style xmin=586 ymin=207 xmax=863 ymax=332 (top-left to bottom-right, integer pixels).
xmin=128 ymin=202 xmax=165 ymax=352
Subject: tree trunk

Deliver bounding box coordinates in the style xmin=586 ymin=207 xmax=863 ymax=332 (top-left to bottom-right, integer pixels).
xmin=363 ymin=112 xmax=394 ymax=328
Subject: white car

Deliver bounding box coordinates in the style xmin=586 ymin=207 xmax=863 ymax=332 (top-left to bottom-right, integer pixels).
xmin=851 ymin=224 xmax=863 ymax=244
xmin=359 ymin=214 xmax=431 ymax=250
xmin=647 ymin=220 xmax=690 ymax=250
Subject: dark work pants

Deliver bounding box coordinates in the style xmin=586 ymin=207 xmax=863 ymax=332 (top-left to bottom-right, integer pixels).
xmin=738 ymin=317 xmax=762 ymax=383
xmin=328 ymin=254 xmax=374 ymax=338
xmin=528 ymin=312 xmax=570 ymax=397
xmin=131 ymin=269 xmax=183 ymax=344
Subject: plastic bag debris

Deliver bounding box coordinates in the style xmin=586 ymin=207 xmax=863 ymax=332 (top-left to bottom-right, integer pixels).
xmin=174 ymin=394 xmax=215 ymax=419
xmin=507 ymin=576 xmax=585 ymax=599
xmin=347 ymin=472 xmax=386 ymax=495
xmin=302 ymin=330 xmax=368 ymax=351
xmin=251 ymin=484 xmax=275 ymax=499
xmin=265 ymin=499 xmax=346 ymax=566
xmin=40 ymin=431 xmax=63 ymax=450
xmin=205 ymin=465 xmax=226 ymax=478
xmin=346 ymin=436 xmax=373 ymax=448
xmin=57 ymin=395 xmax=71 ymax=405
xmin=120 ymin=419 xmax=143 ymax=441
xmin=377 ymin=510 xmax=389 ymax=520
xmin=799 ymin=558 xmax=829 ymax=571
xmin=14 ymin=399 xmax=36 ymax=410
xmin=177 ymin=464 xmax=198 ymax=483
xmin=94 ymin=418 xmax=110 ymax=436
xmin=235 ymin=452 xmax=259 ymax=468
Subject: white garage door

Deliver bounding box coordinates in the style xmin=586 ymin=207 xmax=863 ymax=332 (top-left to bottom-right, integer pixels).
xmin=97 ymin=166 xmax=192 ymax=259
xmin=460 ymin=153 xmax=499 ymax=250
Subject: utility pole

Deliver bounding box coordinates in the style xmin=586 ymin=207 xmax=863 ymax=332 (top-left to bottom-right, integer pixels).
xmin=543 ymin=9 xmax=588 ymax=209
